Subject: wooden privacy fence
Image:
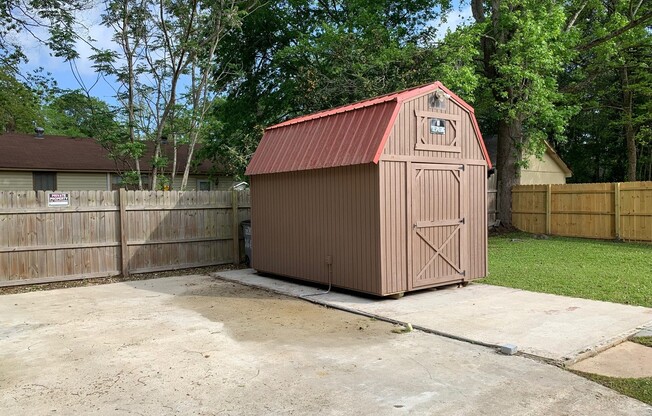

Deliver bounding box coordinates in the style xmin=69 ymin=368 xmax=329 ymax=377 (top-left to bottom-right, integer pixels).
xmin=0 ymin=189 xmax=250 ymax=286
xmin=512 ymin=181 xmax=652 ymax=241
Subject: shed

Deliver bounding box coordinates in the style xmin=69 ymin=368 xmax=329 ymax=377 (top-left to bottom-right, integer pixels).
xmin=246 ymin=82 xmax=492 ymax=296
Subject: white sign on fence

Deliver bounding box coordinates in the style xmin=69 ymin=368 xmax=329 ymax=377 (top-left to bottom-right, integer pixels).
xmin=47 ymin=192 xmax=70 ymax=207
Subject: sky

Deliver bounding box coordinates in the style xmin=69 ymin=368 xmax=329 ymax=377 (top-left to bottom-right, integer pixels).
xmin=16 ymin=2 xmax=473 ymax=108
xmin=16 ymin=5 xmax=119 ymax=104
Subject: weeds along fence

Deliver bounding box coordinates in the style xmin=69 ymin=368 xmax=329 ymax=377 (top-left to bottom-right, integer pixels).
xmin=512 ymin=182 xmax=652 ymax=242
xmin=0 ymin=189 xmax=251 ymax=286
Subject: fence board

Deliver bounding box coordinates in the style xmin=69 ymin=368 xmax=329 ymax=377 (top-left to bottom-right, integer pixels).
xmin=0 ymin=190 xmax=251 ymax=285
xmin=513 ymin=181 xmax=652 ymax=242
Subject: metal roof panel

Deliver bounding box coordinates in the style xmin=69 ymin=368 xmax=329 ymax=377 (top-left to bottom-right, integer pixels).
xmin=246 ymin=82 xmax=492 ymax=175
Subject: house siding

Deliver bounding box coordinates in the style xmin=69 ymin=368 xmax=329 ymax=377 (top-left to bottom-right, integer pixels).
xmin=57 ymin=173 xmax=109 ymax=191
xmin=0 ymin=171 xmax=33 ymax=191
xmin=168 ymin=175 xmax=232 ymax=191
xmin=521 ymin=152 xmax=568 ymax=185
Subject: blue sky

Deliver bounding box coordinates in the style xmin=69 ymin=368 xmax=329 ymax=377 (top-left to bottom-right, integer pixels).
xmin=16 ymin=5 xmax=119 ymax=104
xmin=17 ymin=3 xmax=473 ymax=108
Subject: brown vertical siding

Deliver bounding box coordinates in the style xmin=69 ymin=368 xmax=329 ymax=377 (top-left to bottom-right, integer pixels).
xmin=467 ymin=165 xmax=488 ymax=279
xmin=378 ymin=93 xmax=488 ymax=291
xmin=382 ymin=92 xmax=484 ymax=162
xmin=251 ymin=164 xmax=382 ymax=295
xmin=379 ymin=161 xmax=408 ymax=294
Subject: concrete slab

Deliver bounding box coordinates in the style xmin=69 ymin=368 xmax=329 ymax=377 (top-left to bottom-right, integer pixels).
xmin=569 ymin=341 xmax=652 ymax=378
xmin=635 ymin=327 xmax=652 ymax=338
xmin=214 ymin=269 xmax=652 ymax=364
xmin=1 ymin=275 xmax=650 ymax=415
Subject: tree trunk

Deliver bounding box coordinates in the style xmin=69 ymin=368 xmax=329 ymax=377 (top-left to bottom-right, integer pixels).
xmin=621 ymin=67 xmax=637 ymax=181
xmin=496 ymin=118 xmax=523 ymax=225
xmin=150 ymin=141 xmax=162 ymax=190
xmin=180 ymin=136 xmax=197 ymax=191
xmin=123 ymin=0 xmax=142 ymax=190
xmin=170 ymin=135 xmax=178 ymax=190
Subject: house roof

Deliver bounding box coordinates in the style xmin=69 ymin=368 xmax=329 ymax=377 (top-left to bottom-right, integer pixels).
xmin=246 ymin=82 xmax=491 ymax=176
xmin=543 ymin=141 xmax=572 ymax=177
xmin=482 ymin=135 xmax=572 ymax=177
xmin=0 ymin=132 xmax=214 ymax=175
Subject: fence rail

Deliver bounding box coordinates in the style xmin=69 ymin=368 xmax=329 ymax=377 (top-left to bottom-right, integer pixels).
xmin=0 ymin=189 xmax=250 ymax=286
xmin=512 ymin=181 xmax=652 ymax=241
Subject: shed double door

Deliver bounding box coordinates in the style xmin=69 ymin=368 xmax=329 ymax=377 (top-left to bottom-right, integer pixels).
xmin=410 ymin=163 xmax=467 ymax=288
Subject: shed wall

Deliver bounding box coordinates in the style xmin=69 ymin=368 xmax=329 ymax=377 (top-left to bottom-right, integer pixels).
xmin=467 ymin=165 xmax=488 ymax=278
xmin=378 ymin=161 xmax=408 ymax=294
xmin=379 ymin=162 xmax=487 ymax=288
xmin=251 ymin=164 xmax=382 ymax=295
xmin=382 ymin=93 xmax=484 ymax=161
xmin=378 ymin=94 xmax=488 ymax=288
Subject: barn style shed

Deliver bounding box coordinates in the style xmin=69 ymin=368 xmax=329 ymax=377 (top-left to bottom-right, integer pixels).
xmin=246 ymin=82 xmax=492 ymax=296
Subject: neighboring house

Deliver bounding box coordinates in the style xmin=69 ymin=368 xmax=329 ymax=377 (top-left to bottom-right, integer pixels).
xmin=484 ymin=136 xmax=572 ymax=225
xmin=0 ymin=132 xmax=233 ymax=191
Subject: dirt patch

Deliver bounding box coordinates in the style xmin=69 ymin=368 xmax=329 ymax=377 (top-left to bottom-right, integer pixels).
xmin=0 ymin=264 xmax=246 ymax=296
xmin=488 ymin=222 xmax=520 ymax=236
xmin=173 ymin=280 xmax=393 ymax=348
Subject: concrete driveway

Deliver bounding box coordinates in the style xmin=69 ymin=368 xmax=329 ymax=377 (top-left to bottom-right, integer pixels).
xmin=1 ymin=275 xmax=650 ymax=415
xmin=216 ymin=269 xmax=652 ymax=364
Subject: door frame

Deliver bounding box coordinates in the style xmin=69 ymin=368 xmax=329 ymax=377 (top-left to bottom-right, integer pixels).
xmin=407 ymin=162 xmax=468 ymax=290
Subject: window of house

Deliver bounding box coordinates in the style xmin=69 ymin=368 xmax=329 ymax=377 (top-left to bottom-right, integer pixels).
xmin=33 ymin=172 xmax=56 ymax=191
xmin=111 ymin=174 xmax=123 ymax=191
xmin=197 ymin=180 xmax=211 ymax=191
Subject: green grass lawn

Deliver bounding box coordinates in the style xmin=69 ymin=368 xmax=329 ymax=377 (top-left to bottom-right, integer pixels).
xmin=484 ymin=233 xmax=652 ymax=307
xmin=570 ymin=371 xmax=652 ymax=406
xmin=485 ymin=232 xmax=652 ymax=404
xmin=634 ymin=337 xmax=652 ymax=348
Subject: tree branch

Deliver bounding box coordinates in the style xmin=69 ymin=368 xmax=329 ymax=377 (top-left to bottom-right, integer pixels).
xmin=577 ymin=10 xmax=652 ymax=51
xmin=565 ymin=1 xmax=587 ymax=32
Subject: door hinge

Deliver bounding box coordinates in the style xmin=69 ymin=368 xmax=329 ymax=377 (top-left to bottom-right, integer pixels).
xmin=459 ymin=164 xmax=465 ymax=171
xmin=460 ymin=270 xmax=466 ymax=277
xmin=460 ymin=218 xmax=466 ymax=224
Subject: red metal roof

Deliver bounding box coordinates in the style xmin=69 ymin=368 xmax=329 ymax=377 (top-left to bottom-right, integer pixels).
xmin=246 ymin=82 xmax=491 ymax=175
xmin=0 ymin=133 xmax=216 ymax=174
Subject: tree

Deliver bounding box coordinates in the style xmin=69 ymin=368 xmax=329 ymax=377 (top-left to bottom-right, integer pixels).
xmin=469 ymin=0 xmax=577 ymax=225
xmin=90 ymin=0 xmax=249 ymax=190
xmin=0 ymin=0 xmax=90 ymax=70
xmin=0 ymin=66 xmax=41 ymax=132
xmin=44 ymin=89 xmax=118 ymax=138
xmin=553 ymin=0 xmax=652 ymax=183
xmin=206 ymin=0 xmax=443 ymax=178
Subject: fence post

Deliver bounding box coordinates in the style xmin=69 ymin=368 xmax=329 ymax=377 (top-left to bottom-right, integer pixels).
xmin=232 ymin=190 xmax=240 ymax=265
xmin=614 ymin=182 xmax=621 ymax=240
xmin=545 ymin=184 xmax=552 ymax=235
xmin=119 ymin=188 xmax=129 ymax=277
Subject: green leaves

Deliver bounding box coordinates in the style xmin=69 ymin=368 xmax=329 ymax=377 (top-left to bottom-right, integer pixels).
xmin=0 ymin=66 xmax=42 ymax=132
